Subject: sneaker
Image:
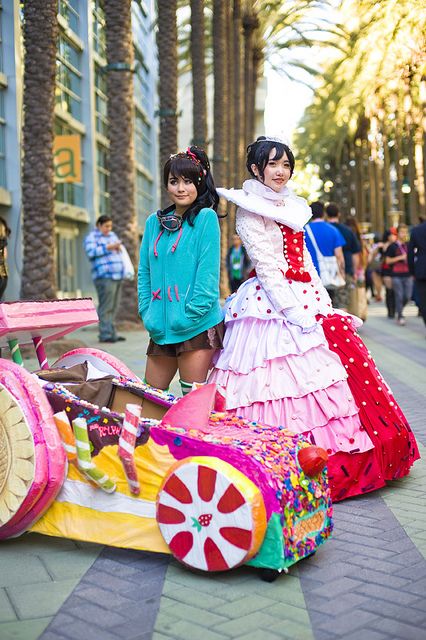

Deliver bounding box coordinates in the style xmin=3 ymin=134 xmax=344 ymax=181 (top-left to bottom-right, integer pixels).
xmin=115 ymin=336 xmax=126 ymax=341
xmin=397 ymin=318 xmax=406 ymax=326
xmin=99 ymin=337 xmax=116 ymax=343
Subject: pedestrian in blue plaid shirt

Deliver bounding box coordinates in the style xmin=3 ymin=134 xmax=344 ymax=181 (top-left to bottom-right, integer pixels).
xmin=84 ymin=215 xmax=126 ymax=343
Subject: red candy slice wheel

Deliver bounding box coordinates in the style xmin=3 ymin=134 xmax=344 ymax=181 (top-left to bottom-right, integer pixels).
xmin=157 ymin=456 xmax=267 ymax=572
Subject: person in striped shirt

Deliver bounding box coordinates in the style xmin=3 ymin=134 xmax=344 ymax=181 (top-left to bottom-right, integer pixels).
xmin=84 ymin=215 xmax=126 ymax=343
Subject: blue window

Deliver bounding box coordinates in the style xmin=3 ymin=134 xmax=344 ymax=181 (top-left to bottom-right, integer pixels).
xmin=92 ymin=0 xmax=107 ymax=59
xmin=56 ymin=35 xmax=82 ymax=121
xmin=58 ymin=0 xmax=80 ymax=35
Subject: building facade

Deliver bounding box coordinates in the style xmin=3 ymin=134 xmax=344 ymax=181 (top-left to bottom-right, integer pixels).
xmin=0 ymin=0 xmax=158 ymax=301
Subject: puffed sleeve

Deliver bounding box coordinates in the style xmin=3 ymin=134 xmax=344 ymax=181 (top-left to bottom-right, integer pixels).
xmin=236 ymin=208 xmax=297 ymax=312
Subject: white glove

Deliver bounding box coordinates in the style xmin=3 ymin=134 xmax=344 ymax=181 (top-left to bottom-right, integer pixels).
xmin=284 ymin=306 xmax=317 ymax=333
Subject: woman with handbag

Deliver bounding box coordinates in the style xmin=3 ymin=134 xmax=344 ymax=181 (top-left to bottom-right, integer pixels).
xmin=385 ymin=224 xmax=413 ymax=326
xmin=138 ymin=146 xmax=223 ymax=396
xmin=209 ymin=136 xmax=419 ymax=501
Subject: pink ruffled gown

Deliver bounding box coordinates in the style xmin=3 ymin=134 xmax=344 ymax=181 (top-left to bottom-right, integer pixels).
xmin=209 ymin=180 xmax=419 ymax=501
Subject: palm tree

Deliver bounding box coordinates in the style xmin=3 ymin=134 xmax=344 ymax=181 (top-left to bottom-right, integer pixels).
xmin=212 ymin=0 xmax=230 ymax=297
xmin=157 ymin=0 xmax=178 ymax=207
xmin=20 ymin=0 xmax=58 ymax=300
xmin=232 ymin=0 xmax=244 ymax=183
xmin=104 ymin=0 xmax=138 ymax=322
xmin=190 ymin=0 xmax=208 ymax=148
xmin=242 ymin=9 xmax=258 ymax=145
xmin=296 ymin=0 xmax=426 ymax=226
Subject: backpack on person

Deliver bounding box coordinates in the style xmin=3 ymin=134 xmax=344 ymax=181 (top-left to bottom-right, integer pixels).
xmin=305 ymin=225 xmax=345 ymax=289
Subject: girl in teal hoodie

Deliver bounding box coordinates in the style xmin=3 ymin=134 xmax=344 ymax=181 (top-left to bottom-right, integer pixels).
xmin=138 ymin=146 xmax=223 ymax=395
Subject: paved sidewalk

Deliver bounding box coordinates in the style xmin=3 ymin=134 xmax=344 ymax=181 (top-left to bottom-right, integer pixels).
xmin=0 ymin=303 xmax=425 ymax=640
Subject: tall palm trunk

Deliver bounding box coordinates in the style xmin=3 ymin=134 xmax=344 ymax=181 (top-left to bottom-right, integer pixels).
xmin=190 ymin=0 xmax=208 ymax=148
xmin=226 ymin=2 xmax=236 ymax=244
xmin=213 ymin=0 xmax=229 ymax=297
xmin=104 ymin=0 xmax=138 ymax=322
xmin=251 ymin=44 xmax=263 ymax=140
xmin=21 ymin=0 xmax=58 ymax=300
xmin=242 ymin=11 xmax=258 ymax=146
xmin=232 ymin=0 xmax=244 ymax=183
xmin=157 ymin=0 xmax=178 ymax=208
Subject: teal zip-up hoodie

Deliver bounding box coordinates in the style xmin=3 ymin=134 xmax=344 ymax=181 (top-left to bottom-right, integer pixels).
xmin=138 ymin=207 xmax=223 ymax=345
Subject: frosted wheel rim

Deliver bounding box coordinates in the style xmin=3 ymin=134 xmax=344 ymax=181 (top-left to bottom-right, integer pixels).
xmin=0 ymin=384 xmax=35 ymax=527
xmin=157 ymin=457 xmax=267 ymax=572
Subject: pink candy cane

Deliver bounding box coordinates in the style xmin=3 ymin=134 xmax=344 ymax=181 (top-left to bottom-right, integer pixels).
xmin=33 ymin=336 xmax=49 ymax=369
xmin=118 ymin=404 xmax=141 ymax=495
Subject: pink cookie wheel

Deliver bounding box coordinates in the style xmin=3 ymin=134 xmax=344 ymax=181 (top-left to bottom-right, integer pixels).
xmin=157 ymin=456 xmax=267 ymax=572
xmin=0 ymin=361 xmax=66 ymax=539
xmin=53 ymin=348 xmax=139 ymax=380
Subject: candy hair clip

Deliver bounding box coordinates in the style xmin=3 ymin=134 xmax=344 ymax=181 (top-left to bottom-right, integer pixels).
xmin=186 ymin=148 xmax=200 ymax=163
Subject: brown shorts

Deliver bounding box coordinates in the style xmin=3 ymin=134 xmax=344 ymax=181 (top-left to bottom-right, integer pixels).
xmin=147 ymin=321 xmax=225 ymax=358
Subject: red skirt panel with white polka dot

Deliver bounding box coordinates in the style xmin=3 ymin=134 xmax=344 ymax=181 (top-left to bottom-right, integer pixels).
xmin=321 ymin=313 xmax=420 ymax=499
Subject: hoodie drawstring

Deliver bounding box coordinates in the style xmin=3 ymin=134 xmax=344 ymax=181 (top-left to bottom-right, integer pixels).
xmin=154 ymin=227 xmax=182 ymax=256
xmin=153 ymin=230 xmax=164 ymax=257
xmin=171 ymin=227 xmax=183 ymax=253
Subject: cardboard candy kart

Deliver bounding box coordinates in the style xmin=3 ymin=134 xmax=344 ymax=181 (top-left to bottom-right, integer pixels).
xmin=0 ymin=299 xmax=333 ymax=579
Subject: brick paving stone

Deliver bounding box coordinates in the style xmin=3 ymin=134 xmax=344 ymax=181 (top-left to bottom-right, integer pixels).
xmin=342 ymin=630 xmax=390 ymax=640
xmin=268 ymin=617 xmax=315 ymax=640
xmin=0 ymin=618 xmax=53 ymax=640
xmin=7 ymin=579 xmax=80 ymax=619
xmin=161 ymin=618 xmax=230 ymax=640
xmin=370 ymin=617 xmax=425 ymax=640
xmin=0 ymin=555 xmax=51 ymax=588
xmin=263 ymin=601 xmax=312 ymax=624
xmin=354 ymin=582 xmax=423 ymax=605
xmin=160 ymin=600 xmax=229 ymax=627
xmin=0 ymin=589 xmax=17 ymax=623
xmin=349 ymin=567 xmax=411 ymax=589
xmin=232 ymin=631 xmax=283 ymax=640
xmin=308 ymin=576 xmax=364 ymax=598
xmin=214 ymin=610 xmax=282 ymax=637
xmin=316 ymin=608 xmax=380 ymax=636
xmin=49 ymin=619 xmax=121 ymax=640
xmin=39 ymin=550 xmax=104 ymax=581
xmin=307 ymin=592 xmax=371 ymax=616
xmin=360 ymin=599 xmax=426 ymax=627
xmin=64 ymin=600 xmax=129 ymax=628
xmin=213 ymin=595 xmax=273 ymax=618
xmin=161 ymin=584 xmax=228 ymax=609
